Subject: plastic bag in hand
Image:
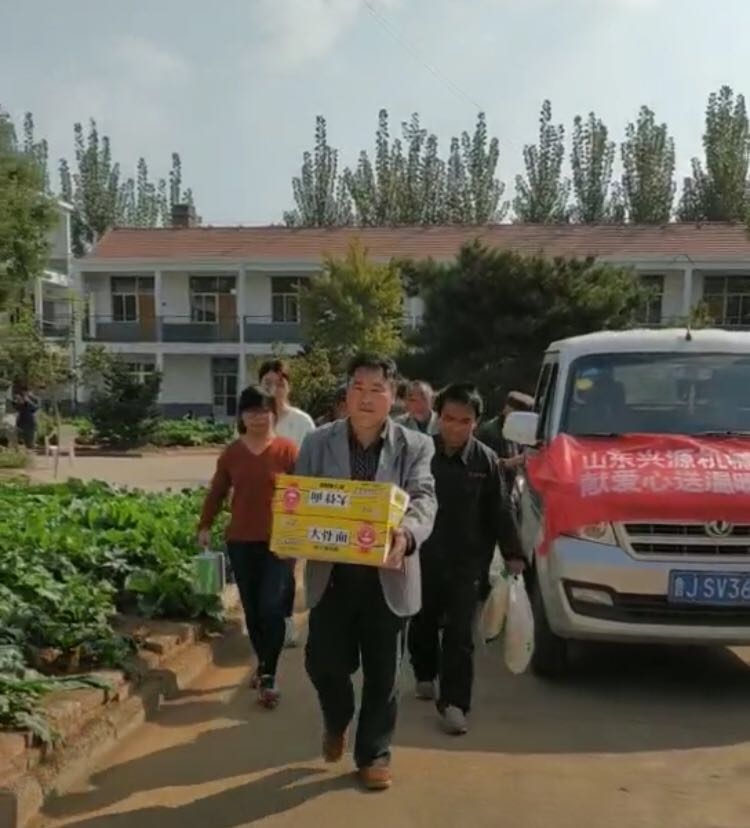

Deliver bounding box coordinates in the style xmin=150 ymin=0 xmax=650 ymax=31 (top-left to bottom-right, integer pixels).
xmin=480 ymin=574 xmax=510 ymax=642
xmin=503 ymin=575 xmax=534 ymax=674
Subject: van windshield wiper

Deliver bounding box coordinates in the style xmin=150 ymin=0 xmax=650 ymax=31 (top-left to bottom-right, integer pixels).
xmin=570 ymin=432 xmax=623 ymax=438
xmin=695 ymin=430 xmax=750 ymax=437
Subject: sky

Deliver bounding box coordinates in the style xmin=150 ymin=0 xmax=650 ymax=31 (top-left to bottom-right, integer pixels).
xmin=3 ymin=0 xmax=750 ymax=225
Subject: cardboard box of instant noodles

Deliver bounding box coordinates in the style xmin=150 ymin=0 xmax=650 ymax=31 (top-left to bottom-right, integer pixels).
xmin=270 ymin=474 xmax=409 ymax=567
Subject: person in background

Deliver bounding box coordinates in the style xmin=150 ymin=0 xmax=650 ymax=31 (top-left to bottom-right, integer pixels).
xmin=198 ymin=385 xmax=298 ymax=708
xmin=13 ymin=387 xmax=39 ymax=450
xmin=397 ymin=380 xmax=439 ymax=436
xmin=390 ymin=378 xmax=409 ymax=418
xmin=477 ymin=390 xmax=534 ymax=489
xmin=316 ymin=384 xmax=348 ymax=426
xmin=258 ymin=358 xmax=315 ymax=648
xmin=408 ymin=383 xmax=524 ymax=736
xmin=296 ymin=353 xmax=436 ymax=791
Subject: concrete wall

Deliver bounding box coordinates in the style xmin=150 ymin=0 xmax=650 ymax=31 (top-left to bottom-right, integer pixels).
xmin=160 ymin=354 xmax=213 ymax=407
xmin=83 ymin=273 xmax=112 ymax=319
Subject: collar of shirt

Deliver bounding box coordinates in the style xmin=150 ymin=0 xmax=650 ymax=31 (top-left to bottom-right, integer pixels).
xmin=434 ymin=434 xmax=474 ymax=465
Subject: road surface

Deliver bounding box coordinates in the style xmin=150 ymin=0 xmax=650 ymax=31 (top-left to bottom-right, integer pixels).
xmin=36 ymin=626 xmax=750 ymax=828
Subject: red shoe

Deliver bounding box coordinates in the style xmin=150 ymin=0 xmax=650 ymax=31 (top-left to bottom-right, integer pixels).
xmin=322 ymin=729 xmax=348 ymax=763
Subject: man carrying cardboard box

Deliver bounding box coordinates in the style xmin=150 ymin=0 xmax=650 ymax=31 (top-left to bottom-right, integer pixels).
xmin=295 ymin=353 xmax=437 ymax=791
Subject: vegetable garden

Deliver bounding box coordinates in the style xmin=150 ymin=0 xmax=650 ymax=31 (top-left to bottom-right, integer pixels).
xmin=0 ymin=479 xmax=223 ymax=742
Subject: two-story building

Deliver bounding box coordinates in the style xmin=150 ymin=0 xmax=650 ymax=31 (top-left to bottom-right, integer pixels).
xmin=36 ymin=200 xmax=75 ymax=341
xmin=75 ymin=214 xmax=750 ymax=418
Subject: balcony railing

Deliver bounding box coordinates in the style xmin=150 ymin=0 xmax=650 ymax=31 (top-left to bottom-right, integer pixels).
xmin=243 ymin=316 xmax=304 ymax=344
xmin=40 ymin=319 xmax=72 ymax=339
xmin=82 ymin=315 xmax=304 ymax=344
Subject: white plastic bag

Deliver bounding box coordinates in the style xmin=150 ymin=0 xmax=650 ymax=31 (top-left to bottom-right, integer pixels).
xmin=503 ymin=575 xmax=535 ymax=674
xmin=480 ymin=574 xmax=509 ymax=642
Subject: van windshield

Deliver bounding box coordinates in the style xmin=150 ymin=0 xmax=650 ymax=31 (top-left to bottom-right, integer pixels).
xmin=561 ymin=352 xmax=750 ymax=436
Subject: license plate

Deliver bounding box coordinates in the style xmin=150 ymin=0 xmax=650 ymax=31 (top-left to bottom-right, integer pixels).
xmin=668 ymin=571 xmax=750 ymax=606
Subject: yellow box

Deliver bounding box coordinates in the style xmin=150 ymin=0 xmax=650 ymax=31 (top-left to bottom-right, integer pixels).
xmin=270 ymin=474 xmax=409 ymax=567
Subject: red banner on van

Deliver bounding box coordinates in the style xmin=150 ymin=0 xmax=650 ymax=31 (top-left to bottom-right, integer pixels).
xmin=526 ymin=434 xmax=750 ymax=554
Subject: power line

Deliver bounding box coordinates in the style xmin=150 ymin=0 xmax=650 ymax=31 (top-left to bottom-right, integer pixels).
xmin=361 ymin=0 xmax=484 ymax=112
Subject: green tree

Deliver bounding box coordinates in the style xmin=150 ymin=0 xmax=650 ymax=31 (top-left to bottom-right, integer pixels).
xmin=284 ymin=116 xmax=352 ymax=227
xmin=571 ymin=112 xmax=616 ymax=223
xmin=346 ymin=110 xmax=447 ymax=225
xmin=405 ymin=242 xmax=644 ymax=409
xmin=86 ymin=355 xmax=161 ymax=448
xmin=300 ymin=241 xmax=404 ymax=371
xmin=60 ymin=120 xmax=197 ymax=254
xmin=620 ymin=106 xmax=675 ymax=223
xmin=21 ymin=113 xmax=49 ymax=192
xmin=0 ymin=108 xmax=56 ymax=312
xmin=513 ymin=100 xmax=569 ymax=223
xmin=0 ymin=310 xmax=71 ymax=395
xmin=679 ymin=86 xmax=749 ymax=222
xmin=461 ymin=112 xmax=507 ymax=223
xmin=286 ymin=346 xmax=339 ymax=419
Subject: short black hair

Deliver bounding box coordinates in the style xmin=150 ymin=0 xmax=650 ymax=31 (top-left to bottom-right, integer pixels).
xmin=236 ymin=385 xmax=276 ymax=433
xmin=258 ymin=359 xmax=290 ymax=382
xmin=435 ymin=383 xmax=484 ymax=419
xmin=346 ymin=353 xmax=397 ymax=383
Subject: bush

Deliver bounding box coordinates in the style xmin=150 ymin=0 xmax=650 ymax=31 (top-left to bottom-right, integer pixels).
xmin=150 ymin=419 xmax=233 ymax=447
xmin=0 ymin=449 xmax=27 ymax=469
xmin=89 ymin=363 xmax=161 ymax=448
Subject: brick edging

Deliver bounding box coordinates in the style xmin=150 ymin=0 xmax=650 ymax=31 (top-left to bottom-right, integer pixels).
xmin=0 ymin=586 xmax=242 ymax=828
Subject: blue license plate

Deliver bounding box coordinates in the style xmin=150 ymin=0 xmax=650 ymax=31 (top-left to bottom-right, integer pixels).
xmin=668 ymin=571 xmax=750 ymax=606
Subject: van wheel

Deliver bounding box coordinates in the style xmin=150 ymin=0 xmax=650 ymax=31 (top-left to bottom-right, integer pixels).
xmin=530 ymin=580 xmax=569 ymax=679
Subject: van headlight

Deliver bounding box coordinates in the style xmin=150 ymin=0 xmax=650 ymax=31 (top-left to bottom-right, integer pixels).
xmin=573 ymin=522 xmax=617 ymax=545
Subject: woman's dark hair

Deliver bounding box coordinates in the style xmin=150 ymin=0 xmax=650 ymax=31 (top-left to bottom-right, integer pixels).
xmin=258 ymin=359 xmax=290 ymax=382
xmin=346 ymin=352 xmax=398 ymax=383
xmin=236 ymin=385 xmax=277 ymax=433
xmin=435 ymin=382 xmax=484 ymax=419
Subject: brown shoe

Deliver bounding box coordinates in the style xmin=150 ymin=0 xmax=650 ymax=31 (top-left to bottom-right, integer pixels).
xmin=322 ymin=730 xmax=347 ymax=763
xmin=358 ymin=762 xmax=392 ymax=791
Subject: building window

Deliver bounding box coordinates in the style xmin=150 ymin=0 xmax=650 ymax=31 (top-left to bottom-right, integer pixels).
xmin=190 ymin=276 xmax=234 ymax=323
xmin=111 ymin=276 xmax=153 ymax=322
xmin=638 ymin=275 xmax=664 ymax=325
xmin=121 ymin=361 xmax=156 ymax=384
xmin=703 ymin=275 xmax=750 ymax=327
xmin=271 ymin=277 xmax=308 ymax=323
xmin=212 ymin=357 xmax=238 ymax=417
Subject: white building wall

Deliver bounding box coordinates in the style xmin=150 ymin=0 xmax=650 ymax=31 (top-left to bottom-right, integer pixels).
xmin=661 ymin=271 xmax=686 ymax=321
xmin=84 ymin=274 xmax=112 ymax=319
xmin=160 ymin=354 xmax=212 ymax=405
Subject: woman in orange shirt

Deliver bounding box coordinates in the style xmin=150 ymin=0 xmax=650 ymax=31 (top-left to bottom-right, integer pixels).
xmin=198 ymin=385 xmax=298 ymax=708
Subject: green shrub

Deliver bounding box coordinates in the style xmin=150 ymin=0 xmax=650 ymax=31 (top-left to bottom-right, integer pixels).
xmin=89 ymin=363 xmax=161 ymax=448
xmin=150 ymin=419 xmax=233 ymax=447
xmin=0 ymin=449 xmax=28 ymax=469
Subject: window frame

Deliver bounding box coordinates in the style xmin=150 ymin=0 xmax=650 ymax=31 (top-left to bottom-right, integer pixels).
xmin=271 ymin=276 xmax=307 ymax=323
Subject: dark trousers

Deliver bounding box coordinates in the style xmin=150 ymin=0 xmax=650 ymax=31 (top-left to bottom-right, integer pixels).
xmin=284 ymin=568 xmax=296 ymax=619
xmin=17 ymin=426 xmax=35 ymax=450
xmin=227 ymin=541 xmax=292 ymax=679
xmin=408 ymin=559 xmax=480 ymax=714
xmin=305 ymin=565 xmax=406 ymax=769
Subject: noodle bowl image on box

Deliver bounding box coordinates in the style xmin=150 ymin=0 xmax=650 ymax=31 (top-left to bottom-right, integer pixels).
xmin=271 ymin=474 xmax=409 ymax=566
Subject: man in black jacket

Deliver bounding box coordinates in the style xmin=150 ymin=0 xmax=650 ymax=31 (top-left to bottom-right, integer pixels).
xmin=408 ymin=383 xmax=525 ymax=736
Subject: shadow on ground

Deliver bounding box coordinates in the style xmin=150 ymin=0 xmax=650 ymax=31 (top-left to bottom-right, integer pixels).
xmin=42 ymin=627 xmax=750 ymax=827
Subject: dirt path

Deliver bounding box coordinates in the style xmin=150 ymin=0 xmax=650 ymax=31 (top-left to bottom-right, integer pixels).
xmin=34 ymin=624 xmax=750 ymax=828
xmin=27 ymin=452 xmax=219 ymax=491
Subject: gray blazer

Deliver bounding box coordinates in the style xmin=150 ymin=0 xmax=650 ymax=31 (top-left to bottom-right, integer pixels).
xmin=295 ymin=418 xmax=437 ymax=617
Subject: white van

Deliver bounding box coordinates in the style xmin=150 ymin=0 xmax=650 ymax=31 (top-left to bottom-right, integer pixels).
xmin=505 ymin=328 xmax=750 ymax=677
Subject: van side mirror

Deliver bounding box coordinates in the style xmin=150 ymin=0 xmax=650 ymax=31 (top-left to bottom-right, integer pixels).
xmin=503 ymin=411 xmax=540 ymax=447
